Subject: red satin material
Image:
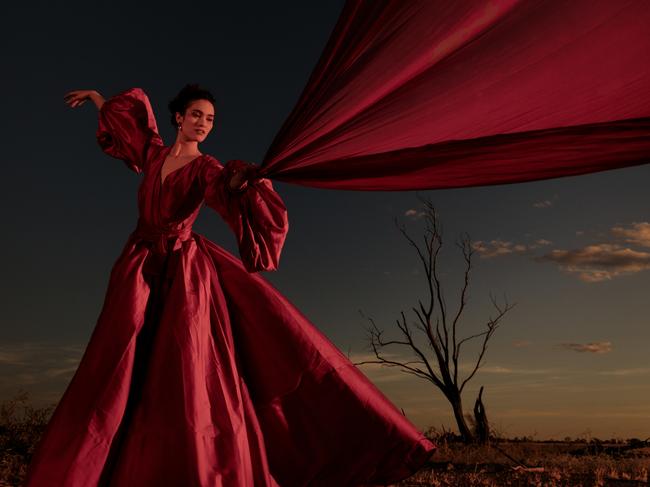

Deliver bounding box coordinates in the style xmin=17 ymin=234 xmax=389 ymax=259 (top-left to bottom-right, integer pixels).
xmin=24 ymin=88 xmax=435 ymax=486
xmin=260 ymin=0 xmax=650 ymax=190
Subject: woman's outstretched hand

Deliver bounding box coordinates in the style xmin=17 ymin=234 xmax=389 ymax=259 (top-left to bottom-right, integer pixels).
xmin=228 ymin=162 xmax=259 ymax=192
xmin=229 ymin=168 xmax=249 ymax=191
xmin=64 ymin=90 xmax=105 ymax=110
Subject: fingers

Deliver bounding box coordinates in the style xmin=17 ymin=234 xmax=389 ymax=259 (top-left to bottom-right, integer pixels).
xmin=237 ymin=164 xmax=257 ymax=181
xmin=63 ymin=90 xmax=80 ymax=102
xmin=63 ymin=92 xmax=78 ymax=107
xmin=65 ymin=97 xmax=85 ymax=108
xmin=226 ymin=160 xmax=259 ymax=191
xmin=229 ymin=168 xmax=250 ymax=191
xmin=67 ymin=98 xmax=83 ymax=108
xmin=63 ymin=90 xmax=88 ymax=108
xmin=232 ymin=170 xmax=246 ymax=185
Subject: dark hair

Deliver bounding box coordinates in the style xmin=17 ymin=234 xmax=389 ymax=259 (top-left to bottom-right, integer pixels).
xmin=167 ymin=83 xmax=216 ymax=128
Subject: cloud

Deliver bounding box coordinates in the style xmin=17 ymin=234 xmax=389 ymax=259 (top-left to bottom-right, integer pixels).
xmin=512 ymin=340 xmax=532 ymax=348
xmin=495 ymin=409 xmax=650 ymax=419
xmin=598 ymin=367 xmax=650 ymax=376
xmin=533 ymin=200 xmax=553 ymax=208
xmin=478 ymin=365 xmax=516 ymax=374
xmin=0 ymin=350 xmax=30 ymax=367
xmin=560 ymin=342 xmax=612 ymax=354
xmin=611 ymin=222 xmax=650 ymax=248
xmin=0 ymin=342 xmax=83 ymax=388
xmin=44 ymin=366 xmax=79 ymax=378
xmin=532 ymin=194 xmax=559 ymax=209
xmin=474 ymin=222 xmax=650 ymax=280
xmin=404 ymin=208 xmax=426 ymax=219
xmin=458 ymin=363 xmax=555 ymax=375
xmin=473 ymin=238 xmax=552 ymax=258
xmin=473 ymin=239 xmax=515 ymax=257
xmin=537 ymin=243 xmax=650 ymax=282
xmin=499 ymin=409 xmax=566 ymax=418
xmin=350 ymin=353 xmax=554 ymax=381
xmin=348 ymin=352 xmax=417 ymax=383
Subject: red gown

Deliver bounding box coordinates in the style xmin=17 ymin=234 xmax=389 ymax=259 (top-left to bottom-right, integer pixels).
xmin=24 ymin=88 xmax=435 ymax=487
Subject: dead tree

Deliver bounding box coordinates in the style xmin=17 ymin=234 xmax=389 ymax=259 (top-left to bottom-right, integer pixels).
xmin=473 ymin=386 xmax=489 ymax=444
xmin=354 ymin=196 xmax=515 ymax=444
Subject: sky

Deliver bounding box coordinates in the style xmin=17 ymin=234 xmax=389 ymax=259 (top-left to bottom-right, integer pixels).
xmin=1 ymin=1 xmax=649 ymax=441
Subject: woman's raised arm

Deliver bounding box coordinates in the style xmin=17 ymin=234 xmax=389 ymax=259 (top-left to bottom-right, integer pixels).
xmin=64 ymin=89 xmax=105 ymax=110
xmin=65 ymin=87 xmax=164 ymax=175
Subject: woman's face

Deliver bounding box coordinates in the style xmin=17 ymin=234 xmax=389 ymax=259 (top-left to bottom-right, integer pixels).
xmin=176 ymin=99 xmax=215 ymax=142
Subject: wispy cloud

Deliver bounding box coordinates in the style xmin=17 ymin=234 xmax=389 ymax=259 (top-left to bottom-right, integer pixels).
xmin=0 ymin=350 xmax=30 ymax=367
xmin=537 ymin=244 xmax=650 ymax=282
xmin=0 ymin=342 xmax=82 ymax=365
xmin=611 ymin=222 xmax=650 ymax=248
xmin=349 ymin=353 xmax=557 ymax=382
xmin=532 ymin=194 xmax=558 ymax=209
xmin=44 ymin=366 xmax=79 ymax=378
xmin=404 ymin=208 xmax=426 ymax=219
xmin=458 ymin=363 xmax=556 ymax=375
xmin=348 ymin=352 xmax=417 ymax=383
xmin=533 ymin=200 xmax=553 ymax=208
xmin=512 ymin=340 xmax=532 ymax=348
xmin=0 ymin=342 xmax=83 ymax=388
xmin=560 ymin=342 xmax=612 ymax=354
xmin=495 ymin=409 xmax=650 ymax=419
xmin=475 ymin=365 xmax=517 ymax=374
xmin=473 ymin=238 xmax=552 ymax=258
xmin=474 ymin=221 xmax=650 ymax=280
xmin=499 ymin=409 xmax=566 ymax=418
xmin=598 ymin=367 xmax=650 ymax=376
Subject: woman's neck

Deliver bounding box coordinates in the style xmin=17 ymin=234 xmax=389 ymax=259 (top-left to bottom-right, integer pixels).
xmin=169 ymin=140 xmax=201 ymax=157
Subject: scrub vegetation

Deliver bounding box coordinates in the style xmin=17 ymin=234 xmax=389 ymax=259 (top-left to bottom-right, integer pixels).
xmin=396 ymin=426 xmax=650 ymax=487
xmin=1 ymin=393 xmax=648 ymax=486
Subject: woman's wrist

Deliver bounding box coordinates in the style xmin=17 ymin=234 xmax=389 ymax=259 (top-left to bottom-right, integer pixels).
xmin=229 ymin=173 xmax=248 ymax=191
xmin=224 ymin=160 xmax=258 ymax=193
xmin=90 ymin=91 xmax=105 ymax=110
xmin=227 ymin=167 xmax=249 ymax=192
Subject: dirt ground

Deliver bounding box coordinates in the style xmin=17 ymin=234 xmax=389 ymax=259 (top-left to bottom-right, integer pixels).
xmin=2 ymin=393 xmax=649 ymax=486
xmin=394 ymin=437 xmax=650 ymax=486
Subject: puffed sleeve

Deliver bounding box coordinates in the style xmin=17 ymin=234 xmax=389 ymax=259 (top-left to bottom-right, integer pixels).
xmin=96 ymin=87 xmax=164 ymax=175
xmin=201 ymin=158 xmax=289 ymax=273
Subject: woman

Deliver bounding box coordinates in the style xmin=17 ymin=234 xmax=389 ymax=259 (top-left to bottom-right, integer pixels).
xmin=24 ymin=84 xmax=435 ymax=486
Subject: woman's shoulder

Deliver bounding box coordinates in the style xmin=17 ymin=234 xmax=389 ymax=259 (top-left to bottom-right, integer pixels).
xmin=201 ymin=153 xmax=223 ymax=168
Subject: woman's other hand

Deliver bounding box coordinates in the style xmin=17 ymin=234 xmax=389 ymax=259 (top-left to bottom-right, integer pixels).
xmin=64 ymin=90 xmax=105 ymax=110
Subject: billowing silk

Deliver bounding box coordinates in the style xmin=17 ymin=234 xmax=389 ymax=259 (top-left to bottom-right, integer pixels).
xmin=24 ymin=88 xmax=434 ymax=487
xmin=259 ymin=0 xmax=650 ymax=190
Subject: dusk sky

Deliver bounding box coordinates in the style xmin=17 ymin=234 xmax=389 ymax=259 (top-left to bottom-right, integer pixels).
xmin=2 ymin=1 xmax=649 ymax=441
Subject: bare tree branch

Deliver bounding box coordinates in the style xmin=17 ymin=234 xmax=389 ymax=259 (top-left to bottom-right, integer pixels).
xmin=357 ymin=197 xmax=515 ymax=443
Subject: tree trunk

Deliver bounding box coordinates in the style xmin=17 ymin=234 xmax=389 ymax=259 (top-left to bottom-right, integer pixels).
xmin=448 ymin=391 xmax=475 ymax=443
xmin=473 ymin=386 xmax=490 ymax=444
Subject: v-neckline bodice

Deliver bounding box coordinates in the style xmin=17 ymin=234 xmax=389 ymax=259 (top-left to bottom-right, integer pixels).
xmin=159 ymin=146 xmax=203 ymax=187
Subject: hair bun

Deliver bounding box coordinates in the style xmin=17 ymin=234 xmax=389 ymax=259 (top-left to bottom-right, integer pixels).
xmin=168 ymin=83 xmax=216 ymax=129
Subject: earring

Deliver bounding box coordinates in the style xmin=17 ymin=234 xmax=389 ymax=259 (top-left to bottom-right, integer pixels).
xmin=177 ymin=124 xmax=182 ymax=131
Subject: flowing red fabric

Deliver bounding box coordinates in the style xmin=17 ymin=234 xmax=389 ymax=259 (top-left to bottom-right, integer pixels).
xmin=30 ymin=3 xmax=650 ymax=484
xmin=258 ymin=0 xmax=650 ymax=190
xmin=24 ymin=88 xmax=434 ymax=487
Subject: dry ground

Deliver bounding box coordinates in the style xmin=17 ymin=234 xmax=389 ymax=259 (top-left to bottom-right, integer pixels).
xmin=2 ymin=393 xmax=649 ymax=486
xmin=394 ymin=427 xmax=650 ymax=486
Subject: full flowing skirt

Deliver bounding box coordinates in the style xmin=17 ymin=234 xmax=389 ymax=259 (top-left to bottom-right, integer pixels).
xmin=24 ymin=233 xmax=435 ymax=486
